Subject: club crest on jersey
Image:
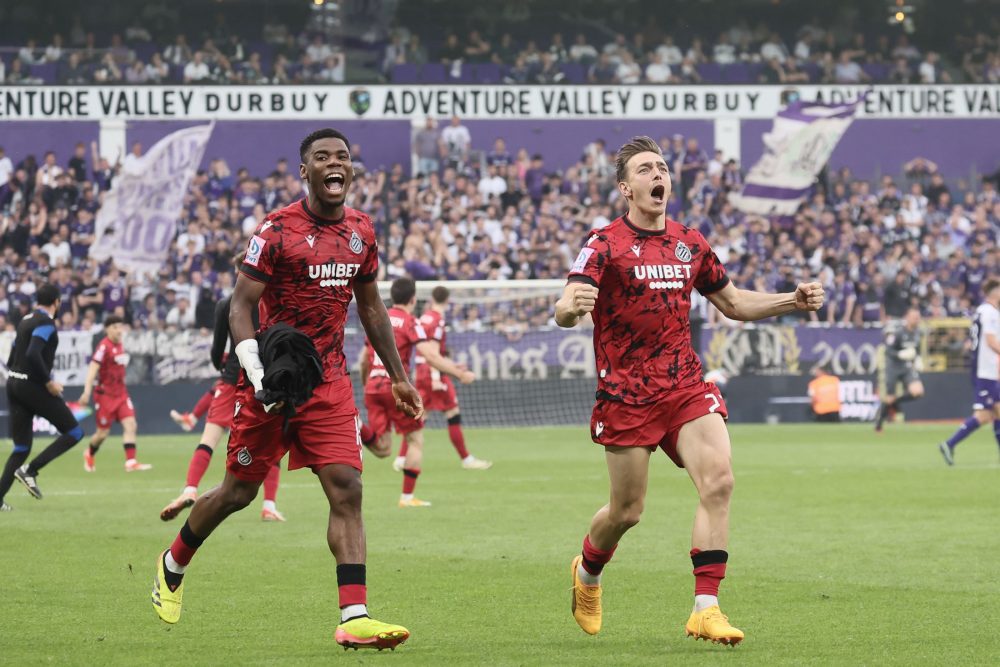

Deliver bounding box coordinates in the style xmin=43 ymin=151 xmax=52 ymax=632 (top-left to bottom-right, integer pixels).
xmin=236 ymin=446 xmax=252 ymax=466
xmin=675 ymin=241 xmax=692 ymax=262
xmin=305 ymin=234 xmax=316 ymax=248
xmin=349 ymin=231 xmax=364 ymax=254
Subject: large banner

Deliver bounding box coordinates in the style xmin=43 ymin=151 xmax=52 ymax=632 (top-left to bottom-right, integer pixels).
xmin=1 ymin=85 xmax=998 ymax=120
xmin=90 ymin=124 xmax=212 ymax=274
xmin=730 ymin=99 xmax=860 ymax=215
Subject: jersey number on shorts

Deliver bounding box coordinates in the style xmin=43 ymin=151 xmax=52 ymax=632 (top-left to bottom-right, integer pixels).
xmin=704 ymin=393 xmax=721 ymax=413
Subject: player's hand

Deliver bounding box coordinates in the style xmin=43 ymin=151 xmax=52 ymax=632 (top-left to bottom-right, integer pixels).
xmin=432 ymin=380 xmax=447 ymax=391
xmin=47 ymin=380 xmax=64 ymax=397
xmin=457 ymin=370 xmax=475 ymax=384
xmin=794 ymin=282 xmax=824 ymax=311
xmin=563 ymin=283 xmax=599 ymax=317
xmin=78 ymin=392 xmax=90 ymax=405
xmin=392 ymin=380 xmax=424 ymax=420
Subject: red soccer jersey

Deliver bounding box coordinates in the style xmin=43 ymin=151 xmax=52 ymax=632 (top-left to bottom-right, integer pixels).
xmin=364 ymin=306 xmax=427 ymax=394
xmin=239 ymin=200 xmax=379 ymax=383
xmin=567 ymin=214 xmax=729 ymax=404
xmin=92 ymin=336 xmax=128 ymax=393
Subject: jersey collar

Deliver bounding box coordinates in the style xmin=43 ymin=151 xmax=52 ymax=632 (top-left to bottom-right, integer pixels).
xmin=622 ymin=213 xmax=666 ymax=237
xmin=301 ymin=199 xmax=345 ymax=226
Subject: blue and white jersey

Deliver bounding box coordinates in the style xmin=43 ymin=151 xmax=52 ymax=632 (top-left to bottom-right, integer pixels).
xmin=971 ymin=302 xmax=999 ymax=381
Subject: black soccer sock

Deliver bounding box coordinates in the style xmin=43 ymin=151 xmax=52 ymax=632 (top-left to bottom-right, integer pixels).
xmin=88 ymin=442 xmax=101 ymax=456
xmin=0 ymin=447 xmax=31 ymax=501
xmin=27 ymin=427 xmax=84 ymax=475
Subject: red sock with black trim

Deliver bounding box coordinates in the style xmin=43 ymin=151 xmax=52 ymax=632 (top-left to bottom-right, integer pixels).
xmin=446 ymin=415 xmax=470 ymax=459
xmin=691 ymin=548 xmax=728 ymax=608
xmin=186 ymin=445 xmax=213 ymax=488
xmin=123 ymin=443 xmax=137 ymax=461
xmin=402 ymin=468 xmax=420 ymax=494
xmin=580 ymin=534 xmax=617 ymax=581
xmin=263 ymin=463 xmax=280 ymax=502
xmin=337 ymin=564 xmax=368 ymax=622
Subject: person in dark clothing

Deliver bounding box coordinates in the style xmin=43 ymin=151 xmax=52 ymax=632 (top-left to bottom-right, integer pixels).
xmin=0 ymin=283 xmax=85 ymax=510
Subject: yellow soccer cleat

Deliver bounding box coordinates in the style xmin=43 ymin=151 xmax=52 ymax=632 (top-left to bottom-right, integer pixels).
xmin=570 ymin=555 xmax=602 ymax=635
xmin=685 ymin=605 xmax=744 ymax=646
xmin=398 ymin=497 xmax=432 ymax=508
xmin=151 ymin=551 xmax=184 ymax=624
xmin=335 ymin=616 xmax=410 ymax=651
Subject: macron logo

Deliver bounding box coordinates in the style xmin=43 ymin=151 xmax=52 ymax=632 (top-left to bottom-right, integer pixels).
xmin=305 ymin=234 xmax=316 ymax=248
xmin=595 ymin=421 xmax=605 ymax=437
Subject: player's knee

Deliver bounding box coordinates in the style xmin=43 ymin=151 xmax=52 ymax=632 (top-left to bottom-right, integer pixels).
xmin=701 ymin=468 xmax=735 ymax=504
xmin=222 ymin=483 xmax=259 ymax=511
xmin=610 ymin=500 xmax=644 ymax=530
xmin=324 ymin=468 xmax=363 ymax=508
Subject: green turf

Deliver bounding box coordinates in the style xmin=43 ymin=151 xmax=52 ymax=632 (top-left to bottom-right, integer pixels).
xmin=1 ymin=423 xmax=998 ymax=665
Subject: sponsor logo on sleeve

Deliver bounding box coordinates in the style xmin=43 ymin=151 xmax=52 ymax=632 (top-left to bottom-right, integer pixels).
xmin=245 ymin=235 xmax=266 ymax=267
xmin=571 ymin=247 xmax=595 ymax=273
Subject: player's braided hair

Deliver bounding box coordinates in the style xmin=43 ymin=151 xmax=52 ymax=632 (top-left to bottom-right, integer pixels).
xmin=299 ymin=128 xmax=351 ymax=162
xmin=615 ymin=136 xmax=663 ymax=183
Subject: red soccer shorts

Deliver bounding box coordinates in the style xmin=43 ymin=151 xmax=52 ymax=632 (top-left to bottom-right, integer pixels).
xmin=227 ymin=375 xmax=363 ymax=481
xmin=416 ymin=372 xmax=458 ymax=412
xmin=95 ymin=391 xmax=135 ymax=428
xmin=365 ymin=386 xmax=424 ymax=437
xmin=206 ymin=380 xmax=238 ymax=429
xmin=590 ymin=380 xmax=728 ymax=468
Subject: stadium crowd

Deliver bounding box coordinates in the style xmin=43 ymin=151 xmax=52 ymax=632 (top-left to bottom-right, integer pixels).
xmin=1 ymin=122 xmax=997 ymax=335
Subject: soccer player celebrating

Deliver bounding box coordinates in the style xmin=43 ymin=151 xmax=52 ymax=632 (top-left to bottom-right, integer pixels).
xmin=874 ymin=307 xmax=925 ymax=431
xmin=150 ymin=129 xmax=422 ymax=651
xmin=939 ymin=278 xmax=1000 ymax=464
xmin=160 ymin=286 xmax=284 ymax=522
xmin=79 ymin=315 xmax=152 ymax=472
xmin=555 ymin=136 xmax=823 ymax=644
xmin=0 ymin=284 xmax=85 ymax=510
xmin=392 ymin=285 xmax=491 ymax=472
xmin=360 ymin=278 xmax=474 ymax=507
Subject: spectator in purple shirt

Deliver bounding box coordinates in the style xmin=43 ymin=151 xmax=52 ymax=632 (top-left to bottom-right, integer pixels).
xmin=524 ymin=154 xmax=546 ymax=205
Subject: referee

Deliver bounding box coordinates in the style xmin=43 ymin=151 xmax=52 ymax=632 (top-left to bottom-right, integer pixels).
xmin=0 ymin=283 xmax=85 ymax=511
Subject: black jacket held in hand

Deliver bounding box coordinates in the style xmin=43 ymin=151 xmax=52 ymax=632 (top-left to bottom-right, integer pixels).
xmin=254 ymin=323 xmax=324 ymax=418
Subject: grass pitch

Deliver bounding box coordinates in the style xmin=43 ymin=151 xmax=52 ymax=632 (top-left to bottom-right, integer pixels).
xmin=1 ymin=422 xmax=998 ymax=665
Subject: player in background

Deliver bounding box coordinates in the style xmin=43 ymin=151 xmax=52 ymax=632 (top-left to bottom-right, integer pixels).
xmin=359 ymin=277 xmax=474 ymax=507
xmin=150 ymin=129 xmax=422 ymax=651
xmin=79 ymin=315 xmax=152 ymax=472
xmin=169 ymin=389 xmax=214 ymax=432
xmin=391 ymin=285 xmax=492 ymax=471
xmin=939 ymin=278 xmax=1000 ymax=464
xmin=555 ymin=136 xmax=823 ymax=644
xmin=160 ymin=269 xmax=284 ymax=522
xmin=0 ymin=284 xmax=85 ymax=510
xmin=874 ymin=307 xmax=925 ymax=431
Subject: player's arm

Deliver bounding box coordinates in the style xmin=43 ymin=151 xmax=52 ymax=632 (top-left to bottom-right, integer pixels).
xmin=985 ymin=331 xmax=1000 ymax=355
xmin=358 ymin=346 xmax=371 ymax=387
xmin=706 ymin=281 xmax=824 ymax=322
xmin=555 ymin=280 xmax=598 ymax=328
xmin=416 ymin=339 xmax=474 ymax=384
xmin=355 ymin=280 xmax=424 ymax=419
xmin=210 ymin=298 xmax=230 ymax=371
xmin=230 ymin=272 xmax=267 ymax=395
xmin=78 ymin=360 xmax=100 ymax=404
xmin=26 ymin=325 xmax=62 ymax=396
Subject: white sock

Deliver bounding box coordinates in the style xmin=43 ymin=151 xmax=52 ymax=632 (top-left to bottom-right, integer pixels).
xmin=462 ymin=455 xmax=475 ymax=463
xmin=341 ymin=604 xmax=368 ymax=622
xmin=262 ymin=500 xmax=276 ymax=512
xmin=694 ymin=594 xmax=718 ymax=611
xmin=164 ymin=550 xmax=186 ymax=575
xmin=400 ymin=493 xmax=413 ymax=502
xmin=183 ymin=486 xmax=197 ymax=496
xmin=577 ymin=562 xmax=601 ymax=586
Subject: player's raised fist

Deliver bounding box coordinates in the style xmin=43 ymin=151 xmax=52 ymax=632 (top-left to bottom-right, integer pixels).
xmin=794 ymin=282 xmax=825 ymax=311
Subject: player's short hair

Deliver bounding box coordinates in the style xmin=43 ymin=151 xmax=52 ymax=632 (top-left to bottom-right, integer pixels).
xmin=104 ymin=314 xmax=125 ymax=327
xmin=299 ymin=128 xmax=350 ymax=162
xmin=615 ymin=136 xmax=663 ymax=183
xmin=390 ymin=277 xmax=417 ymax=305
xmin=35 ymin=283 xmax=60 ymax=306
xmin=984 ymin=278 xmax=1000 ymax=295
xmin=431 ymin=285 xmax=450 ymax=305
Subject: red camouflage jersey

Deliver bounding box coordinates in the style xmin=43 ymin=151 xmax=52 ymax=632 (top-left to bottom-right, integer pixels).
xmin=92 ymin=336 xmax=128 ymax=394
xmin=567 ymin=214 xmax=729 ymax=404
xmin=239 ymin=200 xmax=379 ymax=383
xmin=364 ymin=306 xmax=427 ymax=394
xmin=414 ymin=308 xmax=446 ymax=380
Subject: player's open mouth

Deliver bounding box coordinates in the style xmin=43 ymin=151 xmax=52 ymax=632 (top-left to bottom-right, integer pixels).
xmin=650 ymin=184 xmax=665 ymax=204
xmin=323 ymin=173 xmax=345 ymax=195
